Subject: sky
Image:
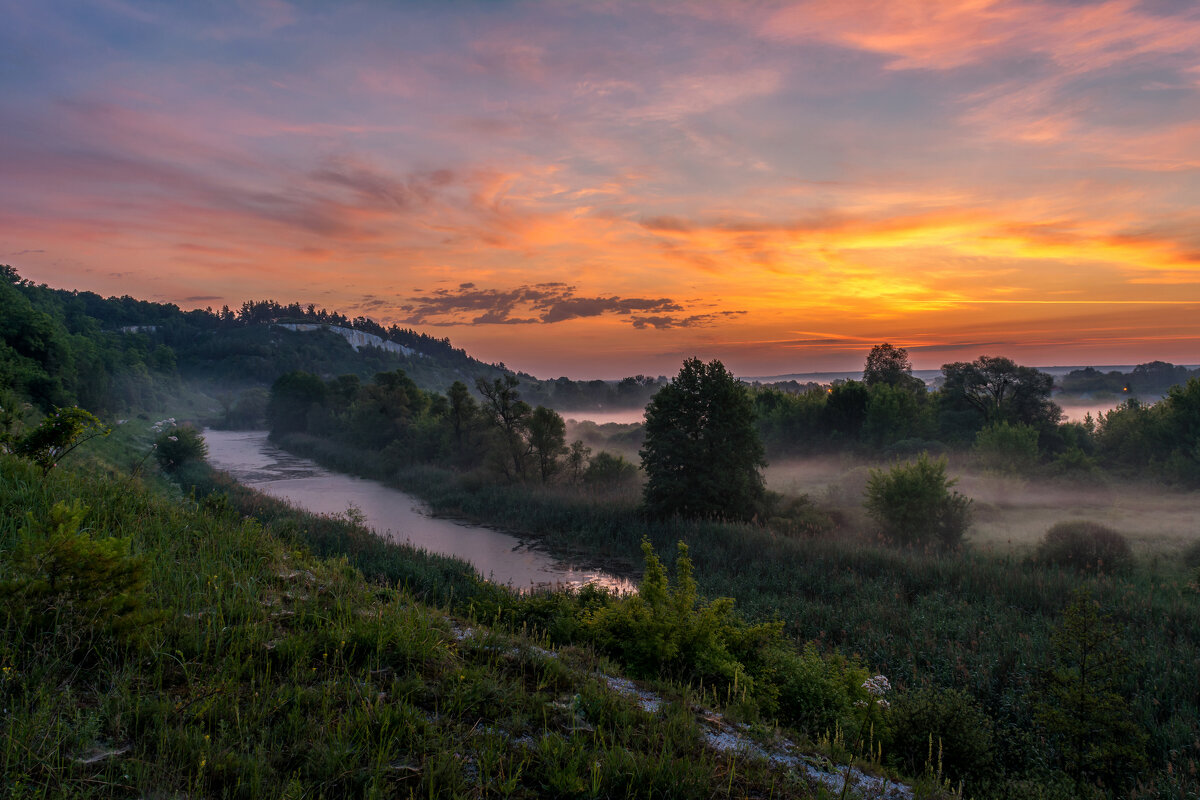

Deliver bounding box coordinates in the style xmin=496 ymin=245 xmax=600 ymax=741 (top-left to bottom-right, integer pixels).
xmin=2 ymin=0 xmax=1199 ymax=379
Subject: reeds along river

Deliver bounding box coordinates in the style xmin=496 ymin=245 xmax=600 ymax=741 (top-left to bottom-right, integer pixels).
xmin=202 ymin=430 xmax=634 ymax=594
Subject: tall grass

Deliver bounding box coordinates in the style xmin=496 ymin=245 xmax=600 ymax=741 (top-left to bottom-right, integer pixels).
xmin=4 ymin=452 xmax=861 ymax=799
xmin=271 ymin=431 xmax=1200 ymax=796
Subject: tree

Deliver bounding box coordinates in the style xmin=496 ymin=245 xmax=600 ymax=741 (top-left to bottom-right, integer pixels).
xmin=640 ymin=358 xmax=765 ymax=520
xmin=940 ymin=355 xmax=1061 ymax=433
xmin=566 ymin=439 xmax=591 ymax=483
xmin=266 ymin=371 xmax=326 ymax=435
xmin=823 ymin=380 xmax=870 ymax=441
xmin=527 ymin=406 xmax=568 ymax=483
xmin=476 ymin=375 xmax=533 ymax=481
xmin=863 ymin=343 xmax=917 ymax=388
xmin=1035 ymin=589 xmax=1147 ymax=793
xmin=864 ymin=453 xmax=972 ymax=548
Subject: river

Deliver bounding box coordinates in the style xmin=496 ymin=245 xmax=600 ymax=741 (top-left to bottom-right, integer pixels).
xmin=202 ymin=430 xmax=634 ymax=593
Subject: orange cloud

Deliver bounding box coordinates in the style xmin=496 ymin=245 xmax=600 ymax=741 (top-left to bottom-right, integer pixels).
xmin=764 ymin=0 xmax=1200 ymax=73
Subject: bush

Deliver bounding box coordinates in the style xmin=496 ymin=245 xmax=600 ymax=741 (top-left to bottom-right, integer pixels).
xmin=1183 ymin=540 xmax=1200 ymax=570
xmin=763 ymin=492 xmax=835 ymax=538
xmin=583 ymin=451 xmax=638 ymax=487
xmin=584 ymin=539 xmax=781 ymax=693
xmin=154 ymin=423 xmax=208 ymax=473
xmin=973 ymin=421 xmax=1039 ymax=473
xmin=864 ymin=453 xmax=972 ymax=548
xmin=0 ymin=500 xmax=154 ymax=648
xmin=884 ymin=687 xmax=995 ymax=784
xmin=12 ymin=406 xmax=109 ymax=475
xmin=1035 ymin=521 xmax=1133 ymax=575
xmin=766 ymin=644 xmax=866 ymax=734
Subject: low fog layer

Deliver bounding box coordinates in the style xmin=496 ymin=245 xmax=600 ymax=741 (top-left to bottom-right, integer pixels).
xmin=766 ymin=456 xmax=1199 ymax=556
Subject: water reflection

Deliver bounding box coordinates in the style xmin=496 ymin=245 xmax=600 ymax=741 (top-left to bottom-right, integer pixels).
xmin=203 ymin=430 xmax=635 ymax=594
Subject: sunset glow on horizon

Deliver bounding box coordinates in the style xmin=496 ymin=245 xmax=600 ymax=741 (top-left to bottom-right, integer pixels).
xmin=3 ymin=1 xmax=1199 ymax=378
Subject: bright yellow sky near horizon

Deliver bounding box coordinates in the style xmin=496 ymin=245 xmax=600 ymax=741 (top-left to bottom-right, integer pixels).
xmin=3 ymin=1 xmax=1199 ymax=377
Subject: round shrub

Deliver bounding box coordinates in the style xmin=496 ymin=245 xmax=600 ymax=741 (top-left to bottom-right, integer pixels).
xmin=973 ymin=421 xmax=1039 ymax=474
xmin=1035 ymin=521 xmax=1133 ymax=575
xmin=883 ymin=686 xmax=994 ymax=784
xmin=583 ymin=451 xmax=638 ymax=487
xmin=1183 ymin=540 xmax=1200 ymax=570
xmin=154 ymin=423 xmax=209 ymax=473
xmin=864 ymin=453 xmax=972 ymax=549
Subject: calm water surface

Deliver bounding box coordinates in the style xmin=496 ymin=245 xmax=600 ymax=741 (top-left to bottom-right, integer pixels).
xmin=203 ymin=430 xmax=634 ymax=593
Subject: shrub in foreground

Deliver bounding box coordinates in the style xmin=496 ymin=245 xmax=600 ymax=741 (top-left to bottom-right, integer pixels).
xmin=1034 ymin=521 xmax=1133 ymax=575
xmin=153 ymin=422 xmax=208 ymax=473
xmin=864 ymin=453 xmax=972 ymax=548
xmin=884 ymin=686 xmax=995 ymax=784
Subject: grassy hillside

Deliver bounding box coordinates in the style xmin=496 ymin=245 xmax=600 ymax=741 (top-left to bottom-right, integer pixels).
xmin=1 ymin=435 xmax=943 ymax=799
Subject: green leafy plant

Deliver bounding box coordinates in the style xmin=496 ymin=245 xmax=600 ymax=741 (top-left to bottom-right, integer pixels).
xmin=0 ymin=500 xmax=154 ymax=646
xmin=884 ymin=686 xmax=994 ymax=784
xmin=1035 ymin=589 xmax=1147 ymax=794
xmin=153 ymin=422 xmax=209 ymax=474
xmin=582 ymin=450 xmax=638 ymax=487
xmin=864 ymin=453 xmax=972 ymax=548
xmin=584 ymin=539 xmax=779 ymax=693
xmin=1034 ymin=521 xmax=1133 ymax=575
xmin=973 ymin=420 xmax=1039 ymax=473
xmin=12 ymin=406 xmax=110 ymax=475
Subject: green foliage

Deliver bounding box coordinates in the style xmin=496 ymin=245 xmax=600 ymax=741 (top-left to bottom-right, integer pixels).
xmin=267 ymin=370 xmax=327 ymax=434
xmin=0 ymin=386 xmax=27 ymax=451
xmin=1035 ymin=589 xmax=1148 ymax=793
xmin=864 ymin=453 xmax=972 ymax=548
xmin=1035 ymin=521 xmax=1133 ymax=576
xmin=863 ymin=381 xmax=934 ymax=448
xmin=582 ymin=450 xmax=638 ymax=487
xmin=565 ymin=439 xmax=591 ymax=483
xmin=1183 ymin=539 xmax=1200 ymax=570
xmin=0 ymin=499 xmax=153 ymax=647
xmin=884 ymin=687 xmax=994 ymax=784
xmin=863 ymin=342 xmax=916 ymax=387
xmin=477 ymin=374 xmax=534 ymax=481
xmin=12 ymin=405 xmax=110 ymax=475
xmin=762 ymin=492 xmax=835 ymax=538
xmin=763 ymin=644 xmax=867 ymax=733
xmin=585 ymin=540 xmax=780 ymax=692
xmin=641 ymin=358 xmax=765 ymax=520
xmin=527 ymin=405 xmax=568 ymax=483
xmin=823 ymin=380 xmax=870 ymax=441
xmin=940 ymin=356 xmax=1061 ymax=438
xmin=972 ymin=420 xmax=1039 ymax=473
xmin=153 ymin=423 xmax=209 ymax=474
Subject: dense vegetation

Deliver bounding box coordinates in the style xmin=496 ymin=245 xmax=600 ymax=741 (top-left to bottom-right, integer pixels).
xmin=0 ymin=266 xmax=663 ymax=420
xmin=753 ymin=344 xmax=1200 ymax=487
xmin=5 ymin=272 xmax=1200 ymax=797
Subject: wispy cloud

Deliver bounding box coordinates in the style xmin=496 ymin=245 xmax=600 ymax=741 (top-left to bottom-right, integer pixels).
xmin=400 ymin=283 xmax=685 ymax=326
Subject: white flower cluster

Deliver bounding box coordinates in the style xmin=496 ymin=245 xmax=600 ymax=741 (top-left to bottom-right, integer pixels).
xmin=862 ymin=675 xmax=891 ymax=709
xmin=150 ymin=418 xmax=177 ymax=433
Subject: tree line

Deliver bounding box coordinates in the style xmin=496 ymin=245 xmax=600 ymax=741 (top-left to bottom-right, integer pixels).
xmin=0 ymin=265 xmax=666 ymax=414
xmin=266 ymin=370 xmax=639 ymax=489
xmin=754 ymin=343 xmax=1200 ymax=485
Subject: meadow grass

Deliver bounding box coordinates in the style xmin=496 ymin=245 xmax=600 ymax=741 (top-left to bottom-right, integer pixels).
xmin=270 ymin=431 xmax=1200 ymax=797
xmin=4 ymin=447 xmax=920 ymax=799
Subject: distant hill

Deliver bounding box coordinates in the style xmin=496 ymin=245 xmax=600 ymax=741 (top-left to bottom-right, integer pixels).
xmin=0 ymin=266 xmax=660 ymax=414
